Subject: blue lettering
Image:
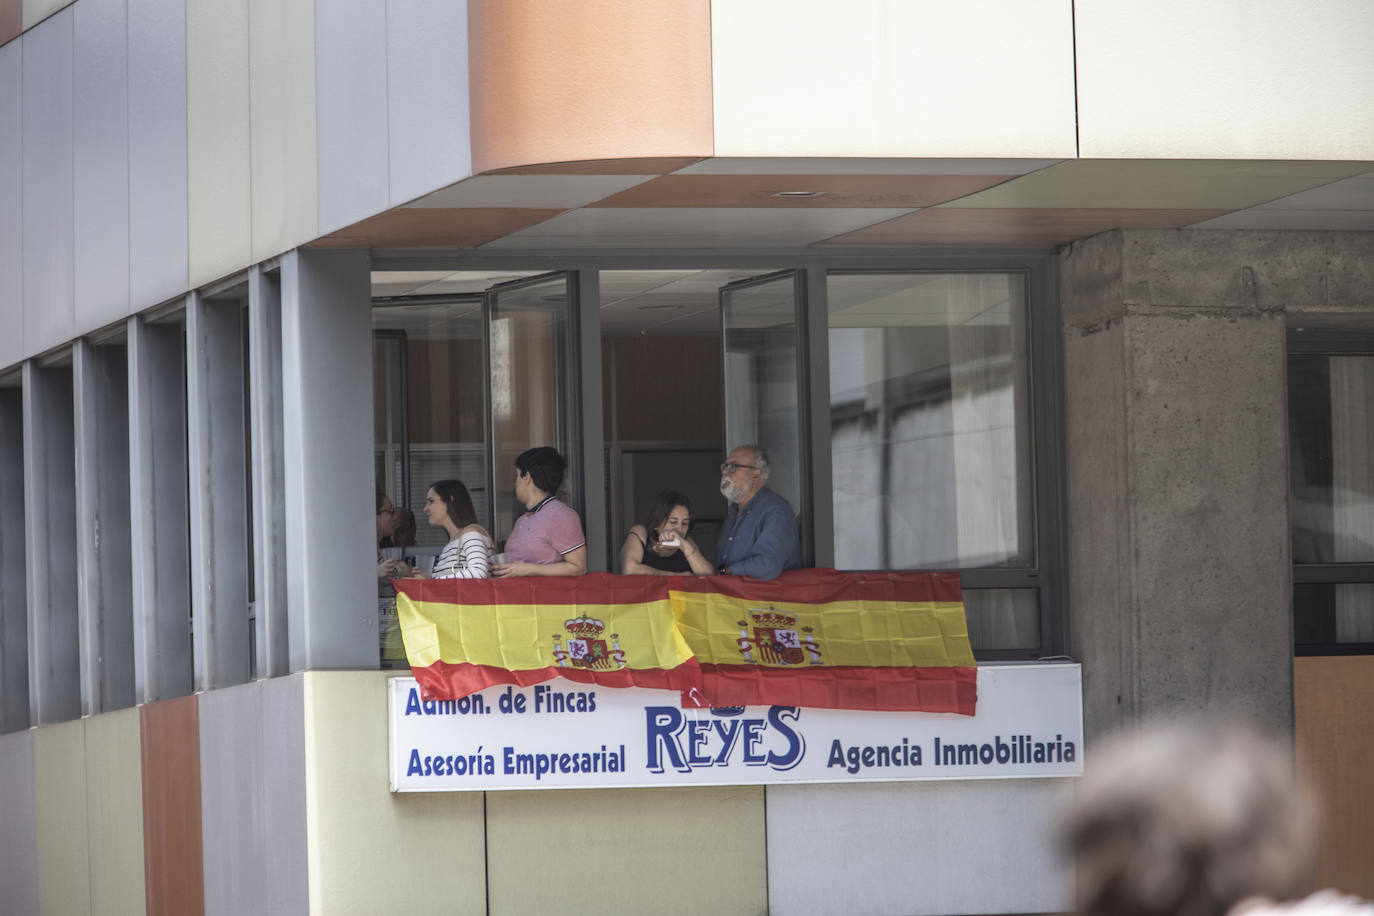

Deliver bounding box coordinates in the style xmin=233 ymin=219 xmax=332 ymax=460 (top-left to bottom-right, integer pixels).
xmin=407 ymin=748 xmax=423 ymax=776
xmin=645 ymin=706 xmax=689 ymax=773
xmin=710 ymin=718 xmax=742 ymax=765
xmin=742 ymin=719 xmax=766 ymax=765
xmin=688 ymin=721 xmax=712 ymax=766
xmin=765 ymin=707 xmax=805 ymax=771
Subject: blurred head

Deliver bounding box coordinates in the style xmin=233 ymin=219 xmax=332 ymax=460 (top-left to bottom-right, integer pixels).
xmin=425 ymin=479 xmax=478 ymax=532
xmin=1061 ymin=718 xmax=1318 ymax=916
xmin=645 ymin=491 xmax=693 ymax=542
xmin=720 ymin=444 xmax=769 ymax=504
xmin=515 ymin=447 xmax=566 ymax=498
xmin=376 ymin=494 xmax=397 ymax=541
xmin=390 ymin=507 xmax=416 ymax=547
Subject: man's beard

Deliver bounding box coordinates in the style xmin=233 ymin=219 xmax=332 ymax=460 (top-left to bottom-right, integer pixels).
xmin=720 ymin=477 xmax=744 ymax=503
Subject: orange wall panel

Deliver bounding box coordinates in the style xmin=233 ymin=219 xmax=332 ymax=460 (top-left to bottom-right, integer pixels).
xmin=141 ymin=695 xmax=205 ymax=916
xmin=1294 ymin=655 xmax=1374 ymax=899
xmin=0 ymin=0 xmax=20 ymax=45
xmin=469 ymin=0 xmax=713 ymax=174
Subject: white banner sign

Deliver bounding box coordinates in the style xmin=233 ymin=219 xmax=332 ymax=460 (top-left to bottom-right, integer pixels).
xmin=389 ymin=663 xmax=1082 ymax=792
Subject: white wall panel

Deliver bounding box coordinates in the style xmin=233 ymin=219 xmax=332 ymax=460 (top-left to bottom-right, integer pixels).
xmin=21 ymin=9 xmax=75 ymax=356
xmin=74 ymin=0 xmax=131 ymax=334
xmin=1076 ymin=0 xmax=1374 ymax=159
xmin=386 ymin=0 xmax=471 ymax=206
xmin=315 ymin=0 xmax=389 ymax=234
xmin=83 ymin=708 xmax=145 ymax=915
xmin=187 ymin=0 xmax=251 ymax=287
xmin=711 ymin=0 xmax=1077 ymax=159
xmin=249 ymin=0 xmax=318 ymax=261
xmin=767 ymin=779 xmax=1070 ymax=915
xmin=0 ymin=42 xmax=22 ymax=373
xmin=128 ymin=0 xmax=189 ymax=310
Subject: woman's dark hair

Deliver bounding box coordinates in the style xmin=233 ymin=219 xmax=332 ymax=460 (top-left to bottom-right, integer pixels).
xmin=515 ymin=447 xmax=566 ymax=495
xmin=431 ymin=479 xmax=478 ymax=529
xmin=644 ymin=491 xmax=693 ymax=537
xmin=390 ymin=507 xmax=417 ymax=547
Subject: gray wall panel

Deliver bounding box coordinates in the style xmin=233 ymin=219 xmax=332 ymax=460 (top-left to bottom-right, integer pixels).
xmin=385 ymin=0 xmax=471 ymax=206
xmin=128 ymin=316 xmax=193 ymax=703
xmin=0 ymin=390 xmax=27 ymax=733
xmin=21 ymin=9 xmax=76 ymax=356
xmin=281 ymin=250 xmax=376 ymax=670
xmin=0 ymin=42 xmax=21 ymax=372
xmin=0 ymin=730 xmax=38 ymax=916
xmin=199 ymin=681 xmax=267 ymax=916
xmin=127 ymin=0 xmax=188 ymax=310
xmin=766 ymin=779 xmax=1069 ymax=916
xmin=186 ymin=290 xmax=252 ymax=691
xmin=315 ymin=0 xmax=389 ymax=234
xmin=262 ymin=674 xmax=308 ymax=915
xmin=73 ymin=0 xmax=130 ymax=335
xmin=23 ymin=363 xmax=80 ymax=725
xmin=74 ymin=341 xmax=134 ymax=715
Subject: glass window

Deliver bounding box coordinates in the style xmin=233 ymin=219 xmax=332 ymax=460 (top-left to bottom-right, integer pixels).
xmin=600 ymin=270 xmax=726 ymax=571
xmin=1289 ymin=344 xmax=1374 ymax=651
xmin=487 ymin=273 xmax=578 ymax=544
xmin=827 ymin=272 xmax=1038 ymax=652
xmin=827 ymin=272 xmax=1033 ymax=571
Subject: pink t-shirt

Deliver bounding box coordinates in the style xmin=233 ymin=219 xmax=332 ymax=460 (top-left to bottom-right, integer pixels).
xmin=505 ymin=497 xmax=585 ymax=564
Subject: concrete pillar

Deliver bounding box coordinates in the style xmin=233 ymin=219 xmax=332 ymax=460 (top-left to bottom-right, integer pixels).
xmin=1061 ymin=229 xmax=1323 ymax=741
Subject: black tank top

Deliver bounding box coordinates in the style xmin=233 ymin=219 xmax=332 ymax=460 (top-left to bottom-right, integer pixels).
xmin=633 ymin=531 xmax=693 ymax=573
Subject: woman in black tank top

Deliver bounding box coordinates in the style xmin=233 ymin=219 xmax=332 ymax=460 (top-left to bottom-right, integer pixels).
xmin=619 ymin=490 xmax=713 ymax=576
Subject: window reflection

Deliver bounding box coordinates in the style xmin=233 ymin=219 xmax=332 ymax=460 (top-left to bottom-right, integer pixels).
xmin=1290 ymin=355 xmax=1374 ymax=566
xmin=828 ymin=272 xmax=1033 ymax=570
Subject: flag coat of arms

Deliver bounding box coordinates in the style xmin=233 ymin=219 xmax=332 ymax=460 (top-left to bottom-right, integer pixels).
xmin=670 ymin=569 xmax=977 ymax=715
xmin=393 ymin=575 xmax=701 ymax=702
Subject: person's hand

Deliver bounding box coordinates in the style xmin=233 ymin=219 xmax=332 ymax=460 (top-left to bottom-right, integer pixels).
xmin=379 ymin=559 xmax=410 ymax=578
xmin=494 ymin=561 xmax=537 ymax=578
xmin=678 ymin=538 xmax=700 ymax=559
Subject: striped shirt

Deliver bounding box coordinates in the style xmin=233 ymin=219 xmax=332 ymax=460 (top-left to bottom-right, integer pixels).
xmin=433 ymin=529 xmax=493 ymax=579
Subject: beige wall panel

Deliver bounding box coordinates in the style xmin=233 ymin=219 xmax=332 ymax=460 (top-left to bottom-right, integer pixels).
xmin=85 ymin=708 xmax=147 ymax=916
xmin=33 ymin=720 xmax=91 ymax=916
xmin=1076 ymin=0 xmax=1374 ymax=159
xmin=711 ymin=0 xmax=1076 ymax=159
xmin=487 ymin=786 xmax=767 ymax=915
xmin=303 ymin=672 xmax=486 ymax=914
xmin=187 ymin=0 xmax=252 ymax=287
xmin=249 ymin=0 xmax=317 ymax=262
xmin=21 ymin=0 xmax=68 ymax=30
xmin=469 ymin=0 xmax=713 ymax=174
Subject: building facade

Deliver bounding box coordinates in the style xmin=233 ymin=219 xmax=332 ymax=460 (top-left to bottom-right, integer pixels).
xmin=1 ymin=1 xmax=1372 ymax=913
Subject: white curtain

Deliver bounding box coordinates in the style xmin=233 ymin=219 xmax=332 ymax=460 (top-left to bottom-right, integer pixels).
xmin=1330 ymin=356 xmax=1374 ymax=641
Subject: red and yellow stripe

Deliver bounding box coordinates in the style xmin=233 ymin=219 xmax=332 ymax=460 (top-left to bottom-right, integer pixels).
xmin=670 ymin=570 xmax=977 ymax=714
xmin=393 ymin=575 xmax=700 ymax=701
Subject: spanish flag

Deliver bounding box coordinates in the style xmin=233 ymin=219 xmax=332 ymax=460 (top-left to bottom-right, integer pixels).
xmin=670 ymin=569 xmax=977 ymax=715
xmin=393 ymin=575 xmax=701 ymax=702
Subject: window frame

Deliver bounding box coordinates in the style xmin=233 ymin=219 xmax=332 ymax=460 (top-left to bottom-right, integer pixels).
xmin=369 ymin=249 xmax=1067 ymax=660
xmin=1287 ymin=327 xmax=1374 ymax=656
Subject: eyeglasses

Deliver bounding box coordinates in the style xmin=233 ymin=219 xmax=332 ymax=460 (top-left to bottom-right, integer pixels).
xmin=721 ymin=462 xmax=759 ymax=474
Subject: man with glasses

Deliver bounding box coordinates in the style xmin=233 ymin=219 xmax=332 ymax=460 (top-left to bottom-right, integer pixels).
xmin=716 ymin=444 xmax=802 ymax=580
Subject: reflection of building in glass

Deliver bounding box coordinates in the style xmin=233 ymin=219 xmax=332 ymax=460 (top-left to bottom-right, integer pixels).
xmin=1 ymin=2 xmax=1373 ymax=912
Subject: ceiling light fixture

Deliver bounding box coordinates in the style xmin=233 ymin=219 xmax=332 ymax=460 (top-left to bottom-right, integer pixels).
xmin=770 ymin=190 xmax=825 ymax=198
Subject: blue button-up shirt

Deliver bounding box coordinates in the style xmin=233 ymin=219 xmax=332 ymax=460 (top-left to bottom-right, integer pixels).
xmin=716 ymin=486 xmax=802 ymax=580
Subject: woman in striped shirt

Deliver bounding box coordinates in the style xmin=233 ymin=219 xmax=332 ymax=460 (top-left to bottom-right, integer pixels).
xmin=417 ymin=478 xmax=493 ymax=579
